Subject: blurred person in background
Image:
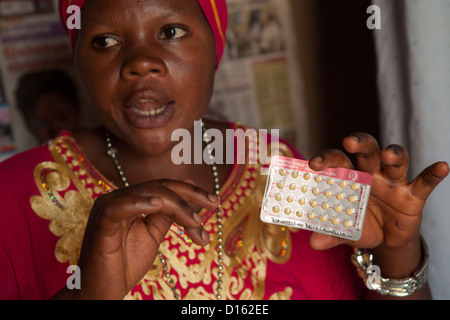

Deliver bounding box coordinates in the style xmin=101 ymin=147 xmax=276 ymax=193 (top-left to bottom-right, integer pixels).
xmin=15 ymin=68 xmax=82 ymax=144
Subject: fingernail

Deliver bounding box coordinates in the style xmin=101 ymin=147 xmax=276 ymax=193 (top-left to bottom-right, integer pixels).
xmin=150 ymin=197 xmax=162 ymax=206
xmin=193 ymin=213 xmax=203 ymax=224
xmin=387 ymin=145 xmax=399 ymax=154
xmin=208 ymin=194 xmax=219 ymax=203
xmin=312 ymin=155 xmax=323 ymax=163
xmin=350 ymin=133 xmax=362 ymax=142
xmin=182 ymin=179 xmax=196 ymax=185
xmin=202 ymin=229 xmax=210 ymax=243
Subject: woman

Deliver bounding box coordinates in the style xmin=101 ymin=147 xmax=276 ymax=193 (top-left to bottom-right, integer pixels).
xmin=0 ymin=0 xmax=448 ymax=300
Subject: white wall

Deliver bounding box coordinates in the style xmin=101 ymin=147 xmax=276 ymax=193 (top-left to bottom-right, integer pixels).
xmin=373 ymin=0 xmax=450 ymax=299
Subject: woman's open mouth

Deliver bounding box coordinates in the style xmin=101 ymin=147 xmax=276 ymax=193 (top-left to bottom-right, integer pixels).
xmin=131 ymin=99 xmax=169 ymax=117
xmin=123 ymin=92 xmax=176 ymax=129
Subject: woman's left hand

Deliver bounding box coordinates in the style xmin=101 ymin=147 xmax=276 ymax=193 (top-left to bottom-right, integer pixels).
xmin=308 ymin=132 xmax=449 ymax=251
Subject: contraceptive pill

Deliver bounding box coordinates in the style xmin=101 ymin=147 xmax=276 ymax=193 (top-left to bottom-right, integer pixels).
xmin=260 ymin=156 xmax=373 ymax=241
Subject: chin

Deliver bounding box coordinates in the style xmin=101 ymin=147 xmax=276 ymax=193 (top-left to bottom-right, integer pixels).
xmin=130 ymin=128 xmax=178 ymax=156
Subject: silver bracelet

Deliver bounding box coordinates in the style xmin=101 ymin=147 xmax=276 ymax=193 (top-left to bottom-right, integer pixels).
xmin=351 ymin=236 xmax=429 ymax=297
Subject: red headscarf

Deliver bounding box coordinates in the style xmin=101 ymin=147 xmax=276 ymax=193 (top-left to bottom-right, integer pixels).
xmin=59 ymin=0 xmax=228 ymax=65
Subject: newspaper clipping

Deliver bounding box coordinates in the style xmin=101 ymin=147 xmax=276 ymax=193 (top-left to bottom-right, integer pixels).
xmin=207 ymin=0 xmax=308 ymax=153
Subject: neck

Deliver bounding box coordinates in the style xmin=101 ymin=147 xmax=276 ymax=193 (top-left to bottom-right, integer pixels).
xmin=104 ymin=121 xmax=219 ymax=194
xmin=75 ymin=120 xmax=232 ymax=195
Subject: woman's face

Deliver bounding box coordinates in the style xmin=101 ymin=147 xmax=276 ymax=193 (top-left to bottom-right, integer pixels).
xmin=75 ymin=0 xmax=217 ymax=155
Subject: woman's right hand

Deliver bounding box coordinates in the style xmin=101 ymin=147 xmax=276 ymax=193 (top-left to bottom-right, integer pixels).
xmin=54 ymin=180 xmax=219 ymax=300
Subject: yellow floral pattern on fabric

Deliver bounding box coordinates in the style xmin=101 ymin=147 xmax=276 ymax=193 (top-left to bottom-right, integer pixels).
xmin=30 ymin=126 xmax=296 ymax=300
xmin=30 ymin=134 xmax=113 ymax=265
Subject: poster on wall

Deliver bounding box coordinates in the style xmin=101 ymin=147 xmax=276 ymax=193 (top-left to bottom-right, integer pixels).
xmin=207 ymin=0 xmax=309 ymax=154
xmin=0 ymin=0 xmax=89 ymax=162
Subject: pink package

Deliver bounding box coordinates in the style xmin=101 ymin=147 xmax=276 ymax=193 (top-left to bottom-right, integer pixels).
xmin=260 ymin=156 xmax=373 ymax=241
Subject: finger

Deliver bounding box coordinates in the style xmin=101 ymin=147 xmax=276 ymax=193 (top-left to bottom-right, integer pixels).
xmin=164 ymin=179 xmax=214 ymax=213
xmin=342 ymin=133 xmax=381 ymax=175
xmin=410 ymin=161 xmax=449 ymax=200
xmin=149 ymin=180 xmax=215 ymax=246
xmin=183 ymin=225 xmax=210 ymax=246
xmin=141 ymin=189 xmax=204 ymax=229
xmin=309 ymin=149 xmax=353 ymax=172
xmin=92 ymin=194 xmax=164 ymax=236
xmin=157 ymin=180 xmax=220 ymax=209
xmin=181 ymin=179 xmax=196 ymax=185
xmin=380 ymin=144 xmax=410 ymax=183
xmin=309 ymin=232 xmax=350 ymax=250
xmin=143 ymin=214 xmax=209 ymax=247
xmin=101 ymin=184 xmax=203 ymax=230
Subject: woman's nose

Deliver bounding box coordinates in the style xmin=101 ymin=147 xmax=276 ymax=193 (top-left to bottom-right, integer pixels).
xmin=120 ymin=44 xmax=168 ymax=80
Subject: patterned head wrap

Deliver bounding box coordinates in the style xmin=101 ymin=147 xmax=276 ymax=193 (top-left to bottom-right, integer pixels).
xmin=59 ymin=0 xmax=228 ymax=65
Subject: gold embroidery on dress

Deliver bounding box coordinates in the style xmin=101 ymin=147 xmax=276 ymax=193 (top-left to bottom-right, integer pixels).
xmin=30 ymin=134 xmax=112 ymax=265
xmin=31 ymin=128 xmax=296 ymax=300
xmin=269 ymin=287 xmax=293 ymax=300
xmin=31 ymin=161 xmax=91 ymax=264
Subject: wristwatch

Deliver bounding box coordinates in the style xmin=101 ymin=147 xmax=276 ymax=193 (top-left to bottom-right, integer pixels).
xmin=351 ymin=236 xmax=429 ymax=297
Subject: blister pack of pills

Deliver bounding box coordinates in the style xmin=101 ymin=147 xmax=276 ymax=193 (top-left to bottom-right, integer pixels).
xmin=260 ymin=155 xmax=373 ymax=241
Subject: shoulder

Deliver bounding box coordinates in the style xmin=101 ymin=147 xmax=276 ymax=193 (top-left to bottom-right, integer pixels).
xmin=0 ymin=139 xmax=57 ymax=221
xmin=0 ymin=144 xmax=53 ymax=186
xmin=0 ymin=140 xmax=71 ymax=299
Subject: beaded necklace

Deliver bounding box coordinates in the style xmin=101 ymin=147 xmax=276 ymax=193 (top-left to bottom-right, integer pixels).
xmin=105 ymin=119 xmax=224 ymax=300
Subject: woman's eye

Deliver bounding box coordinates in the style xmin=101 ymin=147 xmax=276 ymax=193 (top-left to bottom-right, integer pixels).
xmin=92 ymin=36 xmax=120 ymax=49
xmin=160 ymin=26 xmax=188 ymax=40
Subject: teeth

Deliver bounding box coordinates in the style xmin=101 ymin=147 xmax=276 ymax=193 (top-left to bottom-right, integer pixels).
xmin=132 ymin=104 xmax=167 ymax=116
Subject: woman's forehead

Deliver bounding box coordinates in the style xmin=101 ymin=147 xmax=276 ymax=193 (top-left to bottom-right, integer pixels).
xmin=80 ymin=0 xmax=204 ymax=27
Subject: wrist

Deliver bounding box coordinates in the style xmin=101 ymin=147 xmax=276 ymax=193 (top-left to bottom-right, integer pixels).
xmin=352 ymin=235 xmax=429 ymax=298
xmin=371 ymin=235 xmax=422 ymax=278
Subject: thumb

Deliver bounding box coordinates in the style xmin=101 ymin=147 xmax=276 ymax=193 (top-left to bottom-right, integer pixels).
xmin=309 ymin=232 xmax=348 ymax=250
xmin=410 ymin=161 xmax=449 ymax=201
xmin=182 ymin=179 xmax=196 ymax=185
